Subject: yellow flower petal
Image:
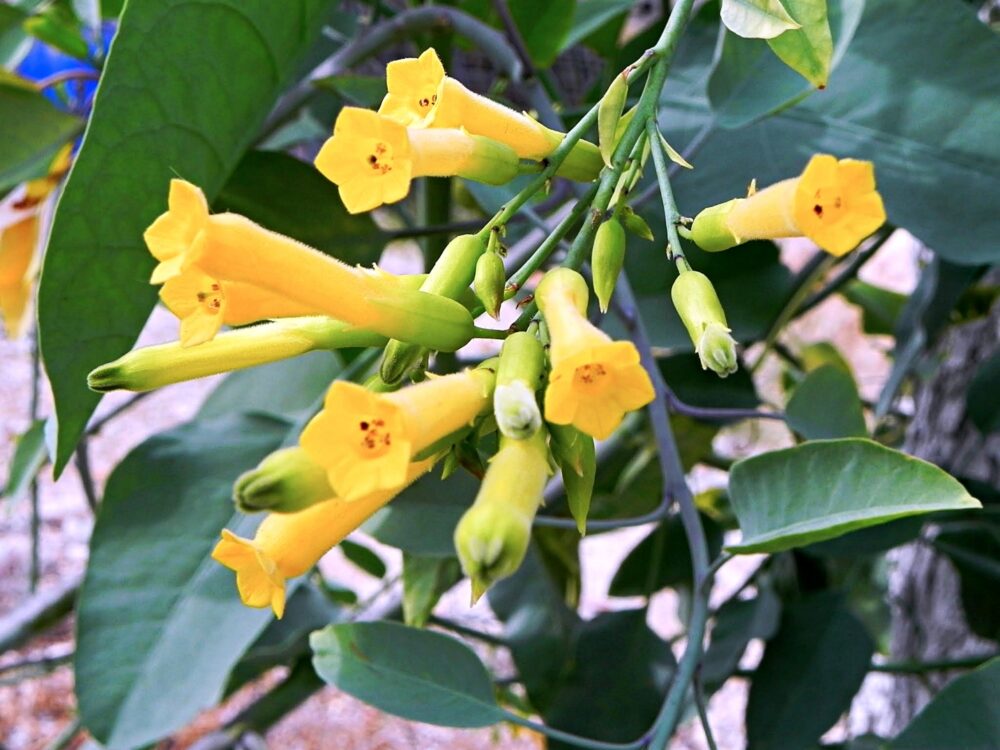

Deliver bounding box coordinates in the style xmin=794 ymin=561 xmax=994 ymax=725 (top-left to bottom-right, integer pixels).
xmin=0 ymin=215 xmax=38 ymax=286
xmin=0 ymin=281 xmax=32 ymax=339
xmin=144 ymin=179 xmax=209 ymax=280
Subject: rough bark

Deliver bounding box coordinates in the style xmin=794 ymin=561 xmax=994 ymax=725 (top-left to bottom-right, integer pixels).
xmin=853 ymin=282 xmax=1000 ymax=738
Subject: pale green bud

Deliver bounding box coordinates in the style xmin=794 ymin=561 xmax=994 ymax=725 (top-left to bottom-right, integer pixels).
xmin=598 ymin=70 xmax=629 ymax=167
xmin=592 ymin=217 xmax=627 ymax=313
xmin=671 ymin=270 xmax=739 ymax=378
xmin=473 ymin=250 xmax=506 ymax=320
xmin=620 ymin=206 xmax=654 ymax=241
xmin=233 ymin=447 xmax=334 ymax=514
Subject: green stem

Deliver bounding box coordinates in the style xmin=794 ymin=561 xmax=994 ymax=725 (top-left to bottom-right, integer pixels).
xmin=502 ymin=711 xmax=646 ymax=750
xmin=472 ymin=326 xmax=510 ymax=340
xmin=693 ymin=678 xmax=719 ymax=750
xmin=646 ymin=118 xmax=685 ymax=260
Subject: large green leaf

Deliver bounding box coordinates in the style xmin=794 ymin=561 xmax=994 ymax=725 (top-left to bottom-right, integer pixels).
xmin=2 ymin=419 xmax=48 ymax=503
xmin=310 ymin=621 xmax=504 ymax=727
xmin=841 ymin=279 xmax=908 ymax=337
xmin=747 ymin=592 xmax=874 ymax=749
xmin=766 ymin=0 xmax=833 ymax=88
xmin=785 ymin=364 xmax=867 ymax=440
xmin=669 ymin=0 xmax=1000 ymax=266
xmin=214 ymin=149 xmax=384 ymax=265
xmin=968 ymin=353 xmax=1000 ymax=435
xmin=702 ymin=589 xmax=782 ymax=690
xmin=544 ymin=609 xmax=676 ymax=748
xmin=889 ymin=657 xmax=1000 ymax=750
xmin=0 ymin=82 xmax=80 ymax=195
xmin=508 ymin=0 xmax=575 ymax=68
xmin=933 ymin=521 xmax=1000 ymax=642
xmin=402 ymin=552 xmax=462 ymax=627
xmin=708 ymin=0 xmax=863 ymax=127
xmin=727 ymin=439 xmax=981 ymax=554
xmin=75 ymin=414 xmax=288 ymax=749
xmin=39 ymin=0 xmax=332 ymax=475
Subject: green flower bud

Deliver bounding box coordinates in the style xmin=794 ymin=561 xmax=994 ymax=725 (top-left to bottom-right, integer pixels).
xmin=233 ymin=447 xmax=334 ymax=514
xmin=473 ymin=250 xmax=506 ymax=320
xmin=598 ymin=70 xmax=629 ymax=167
xmin=494 ymin=331 xmax=545 ymax=439
xmin=453 ymin=431 xmax=550 ymax=602
xmin=592 ymin=216 xmax=627 ymax=313
xmin=671 ymin=270 xmax=739 ymax=378
xmin=620 ymin=206 xmax=654 ymax=241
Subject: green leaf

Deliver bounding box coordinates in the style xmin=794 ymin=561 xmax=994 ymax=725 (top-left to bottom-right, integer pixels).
xmin=563 ymin=0 xmax=633 ymax=52
xmin=803 ymin=515 xmax=924 ymax=557
xmin=0 ymin=5 xmax=30 ymax=67
xmin=609 ymin=512 xmax=724 ymax=597
xmin=785 ymin=364 xmax=867 ymax=440
xmin=310 ymin=621 xmax=504 ymax=728
xmin=889 ymin=657 xmax=1000 ymax=750
xmin=489 ymin=544 xmax=580 ymax=710
xmin=747 ymin=592 xmax=874 ymax=749
xmin=727 ymin=439 xmax=981 ymax=554
xmin=363 ymin=469 xmax=478 ymax=557
xmin=544 ymin=609 xmax=676 ymax=747
xmin=198 ymin=351 xmax=340 ymax=423
xmin=339 ymin=539 xmax=387 ymax=579
xmin=841 ymin=279 xmax=908 ymax=336
xmin=968 ymin=353 xmax=1000 ymax=435
xmin=313 ymin=73 xmax=387 ymax=108
xmin=402 ymin=553 xmax=462 ymax=627
xmin=75 ymin=414 xmax=288 ymax=749
xmin=766 ymin=0 xmax=833 ymax=87
xmin=708 ymin=0 xmax=863 ymax=127
xmin=2 ymin=419 xmax=48 ymax=502
xmin=24 ymin=6 xmax=90 ymax=60
xmin=702 ymin=589 xmax=782 ymax=690
xmin=214 ymin=150 xmax=384 ymax=265
xmin=673 ymin=0 xmax=1000 ymax=265
xmin=0 ymin=82 xmax=79 ymax=196
xmin=658 ymin=352 xmax=759 ymax=410
xmin=933 ymin=521 xmax=1000 ymax=642
xmin=508 ymin=0 xmax=575 ymax=68
xmin=720 ymin=0 xmax=800 ymax=39
xmin=888 ymin=658 xmax=1000 ymax=750
xmin=38 ymin=0 xmax=331 ymax=476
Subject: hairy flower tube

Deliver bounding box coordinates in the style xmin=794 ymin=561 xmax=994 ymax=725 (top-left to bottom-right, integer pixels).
xmin=145 ymin=180 xmax=474 ymax=351
xmin=87 ymin=317 xmax=387 ymax=393
xmin=378 ymin=48 xmax=603 ymax=181
xmin=212 ymin=459 xmax=433 ymax=618
xmin=671 ymin=270 xmax=738 ymax=378
xmin=300 ymin=365 xmax=497 ymax=501
xmin=314 ymin=107 xmax=520 ymax=214
xmin=690 ymin=154 xmax=886 ymax=256
xmin=537 ymin=268 xmax=654 ymax=440
xmin=454 ymin=430 xmax=551 ymax=602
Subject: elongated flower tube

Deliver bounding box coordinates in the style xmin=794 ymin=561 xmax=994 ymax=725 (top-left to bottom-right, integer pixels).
xmin=690 ymin=155 xmax=886 ymax=256
xmin=0 ymin=215 xmax=39 ymax=339
xmin=537 ymin=268 xmax=654 ymax=440
xmin=87 ymin=317 xmax=387 ymax=393
xmin=494 ymin=331 xmax=544 ymax=440
xmin=454 ymin=430 xmax=551 ymax=602
xmin=145 ymin=180 xmax=474 ymax=351
xmin=671 ymin=270 xmax=738 ymax=378
xmin=212 ymin=459 xmax=433 ymax=617
xmin=300 ymin=365 xmax=497 ymax=501
xmin=314 ymin=107 xmax=519 ymax=215
xmin=379 ymin=49 xmax=602 ymax=182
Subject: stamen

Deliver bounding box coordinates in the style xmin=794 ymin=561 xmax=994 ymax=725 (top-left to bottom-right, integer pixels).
xmin=813 ymin=204 xmax=824 ymax=217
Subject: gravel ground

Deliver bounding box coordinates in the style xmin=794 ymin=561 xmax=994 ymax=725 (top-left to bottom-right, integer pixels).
xmin=0 ymin=237 xmax=917 ymax=750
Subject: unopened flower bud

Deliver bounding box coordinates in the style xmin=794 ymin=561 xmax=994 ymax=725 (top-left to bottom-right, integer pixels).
xmin=454 ymin=431 xmax=551 ymax=601
xmin=598 ymin=70 xmax=629 ymax=167
xmin=592 ymin=216 xmax=627 ymax=313
xmin=233 ymin=447 xmax=334 ymax=514
xmin=671 ymin=270 xmax=738 ymax=378
xmin=473 ymin=250 xmax=505 ymax=320
xmin=494 ymin=331 xmax=544 ymax=439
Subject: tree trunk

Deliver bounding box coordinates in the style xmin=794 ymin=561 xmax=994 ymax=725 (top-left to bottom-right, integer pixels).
xmin=853 ymin=279 xmax=1000 ymax=737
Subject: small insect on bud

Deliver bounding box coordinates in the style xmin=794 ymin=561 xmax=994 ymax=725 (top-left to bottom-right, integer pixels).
xmin=671 ymin=269 xmax=739 ymax=378
xmin=598 ymin=69 xmax=630 ymax=167
xmin=591 ymin=216 xmax=627 ymax=313
xmin=473 ymin=250 xmax=506 ymax=320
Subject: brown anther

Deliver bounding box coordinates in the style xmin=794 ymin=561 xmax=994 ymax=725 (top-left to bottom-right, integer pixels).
xmin=368 ymin=155 xmax=377 ymax=164
xmin=813 ymin=204 xmax=824 ymax=217
xmin=359 ymin=421 xmax=369 ymax=430
xmin=197 ymin=292 xmax=206 ymax=301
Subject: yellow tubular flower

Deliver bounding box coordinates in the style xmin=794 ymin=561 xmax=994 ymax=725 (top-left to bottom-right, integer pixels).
xmin=537 ymin=268 xmax=654 ymax=440
xmin=300 ymin=366 xmax=496 ymax=501
xmin=690 ymin=155 xmax=886 ymax=257
xmin=212 ymin=459 xmax=434 ymax=618
xmin=379 ymin=48 xmax=602 ymax=181
xmin=87 ymin=317 xmax=387 ymax=393
xmin=144 ymin=180 xmax=474 ymax=352
xmin=314 ymin=107 xmax=520 ymax=214
xmin=0 ymin=215 xmax=40 ymax=339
